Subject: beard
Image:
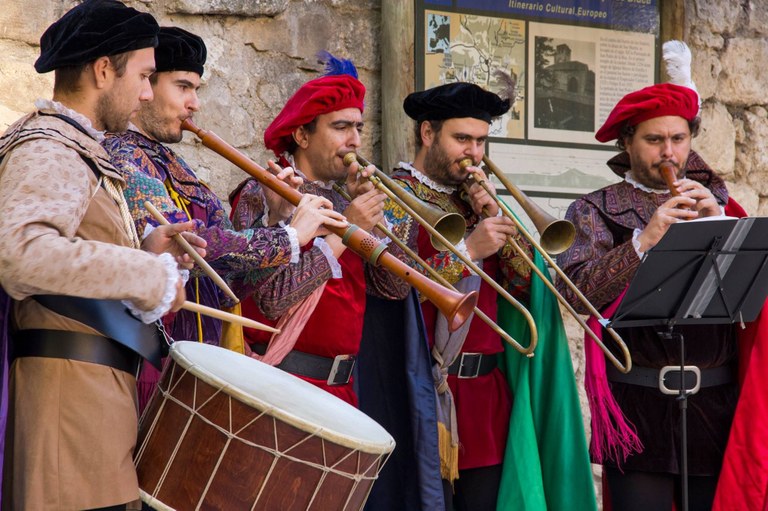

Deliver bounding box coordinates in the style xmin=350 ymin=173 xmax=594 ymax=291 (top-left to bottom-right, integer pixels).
xmin=423 ymin=139 xmax=466 ymax=186
xmin=134 ymin=104 xmax=183 ymax=144
xmin=631 ymin=159 xmax=685 ymax=189
xmin=96 ymin=88 xmax=132 ymax=133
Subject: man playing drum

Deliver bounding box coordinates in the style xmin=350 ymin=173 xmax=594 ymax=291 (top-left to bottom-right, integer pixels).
xmin=229 ymin=53 xmax=410 ymax=406
xmin=0 ymin=1 xmax=203 ymax=509
xmin=384 ymin=82 xmax=595 ymax=510
xmin=103 ymin=27 xmax=345 ymax=408
xmin=556 ymin=77 xmax=744 ymax=510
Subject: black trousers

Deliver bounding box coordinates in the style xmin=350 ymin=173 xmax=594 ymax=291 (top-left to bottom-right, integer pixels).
xmin=604 ymin=466 xmax=719 ymax=511
xmin=442 ymin=464 xmax=503 ymax=511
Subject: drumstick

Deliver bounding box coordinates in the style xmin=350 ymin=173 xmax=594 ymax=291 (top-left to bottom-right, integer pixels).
xmin=144 ymin=201 xmax=240 ymax=304
xmin=181 ymin=301 xmax=280 ymax=333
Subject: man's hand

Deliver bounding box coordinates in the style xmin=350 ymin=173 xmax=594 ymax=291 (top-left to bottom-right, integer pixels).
xmin=636 ymin=196 xmax=699 ymax=252
xmin=345 ymin=161 xmax=377 ymax=199
xmin=465 ymin=216 xmax=518 ymax=260
xmin=265 ymin=160 xmax=303 ymax=225
xmin=142 ymin=220 xmax=207 ymax=270
xmin=343 ymin=187 xmax=386 ymax=232
xmin=289 ymin=194 xmax=348 ymax=246
xmin=669 ymin=178 xmax=722 ymax=218
xmin=464 ymin=166 xmax=500 ymax=217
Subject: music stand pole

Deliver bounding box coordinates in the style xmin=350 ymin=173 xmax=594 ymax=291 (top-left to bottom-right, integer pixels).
xmin=658 ymin=327 xmax=688 ymax=511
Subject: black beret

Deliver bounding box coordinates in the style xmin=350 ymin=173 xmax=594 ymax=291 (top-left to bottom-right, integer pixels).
xmin=35 ymin=0 xmax=159 ymax=74
xmin=404 ymin=82 xmax=510 ymax=124
xmin=155 ymin=27 xmax=207 ymax=76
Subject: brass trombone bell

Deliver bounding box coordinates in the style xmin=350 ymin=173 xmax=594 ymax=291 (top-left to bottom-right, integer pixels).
xmin=343 ymin=152 xmax=538 ymax=355
xmin=459 ymin=156 xmax=631 ymax=373
xmin=462 ymin=157 xmax=576 ymax=255
xmin=343 ymin=152 xmax=467 ymax=251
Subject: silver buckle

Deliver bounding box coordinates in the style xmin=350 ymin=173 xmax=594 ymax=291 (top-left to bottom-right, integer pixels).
xmin=327 ymin=354 xmax=355 ymax=386
xmin=659 ymin=365 xmax=701 ymax=395
xmin=457 ymin=352 xmax=482 ymax=379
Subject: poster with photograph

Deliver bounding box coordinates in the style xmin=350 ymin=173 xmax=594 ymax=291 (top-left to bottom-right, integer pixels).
xmin=527 ymin=23 xmax=655 ymax=147
xmin=415 ymin=0 xmax=660 ymax=220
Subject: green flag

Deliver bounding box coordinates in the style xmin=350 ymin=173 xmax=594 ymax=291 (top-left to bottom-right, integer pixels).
xmin=496 ymin=248 xmax=597 ymax=510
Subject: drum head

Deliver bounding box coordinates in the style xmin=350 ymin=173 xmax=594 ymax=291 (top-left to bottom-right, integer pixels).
xmin=169 ymin=341 xmax=394 ymax=454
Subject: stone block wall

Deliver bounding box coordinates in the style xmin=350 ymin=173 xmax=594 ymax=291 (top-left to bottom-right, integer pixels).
xmin=0 ymin=0 xmax=381 ymax=204
xmin=1 ymin=1 xmax=766 ymax=506
xmin=688 ymin=0 xmax=767 ymax=214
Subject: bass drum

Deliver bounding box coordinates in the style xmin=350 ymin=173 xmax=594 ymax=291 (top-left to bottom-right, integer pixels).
xmin=135 ymin=341 xmax=395 ymax=510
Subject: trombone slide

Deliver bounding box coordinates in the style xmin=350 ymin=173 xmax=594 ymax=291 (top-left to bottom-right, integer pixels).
xmin=461 ymin=157 xmax=632 ymax=373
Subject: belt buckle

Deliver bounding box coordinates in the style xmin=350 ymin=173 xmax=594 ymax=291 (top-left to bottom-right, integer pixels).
xmin=327 ymin=354 xmax=355 ymax=386
xmin=457 ymin=352 xmax=482 ymax=379
xmin=659 ymin=365 xmax=701 ymax=395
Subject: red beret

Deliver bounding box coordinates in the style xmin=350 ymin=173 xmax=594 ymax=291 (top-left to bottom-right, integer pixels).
xmin=264 ymin=74 xmax=365 ymax=157
xmin=595 ymin=83 xmax=699 ymax=143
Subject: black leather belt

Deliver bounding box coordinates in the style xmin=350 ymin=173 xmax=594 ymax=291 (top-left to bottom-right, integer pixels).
xmin=607 ymin=363 xmax=736 ymax=395
xmin=250 ymin=343 xmax=355 ymax=386
xmin=447 ymin=352 xmax=498 ymax=379
xmin=11 ymin=329 xmax=142 ymax=376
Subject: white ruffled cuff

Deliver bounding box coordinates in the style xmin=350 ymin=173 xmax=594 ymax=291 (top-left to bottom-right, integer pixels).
xmin=631 ymin=228 xmax=645 ymax=259
xmin=374 ymin=217 xmax=393 ymax=246
xmin=260 ymin=205 xmax=271 ymax=227
xmin=456 ymin=239 xmax=479 ymax=276
xmin=142 ymin=223 xmax=155 ymax=240
xmin=314 ymin=237 xmax=343 ymax=279
xmin=122 ymin=252 xmax=180 ymax=324
xmin=282 ymin=224 xmax=301 ymax=264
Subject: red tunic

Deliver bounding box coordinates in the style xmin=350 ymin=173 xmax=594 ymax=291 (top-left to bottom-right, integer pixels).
xmin=418 ymin=226 xmax=513 ymax=470
xmin=242 ymin=246 xmax=366 ymax=406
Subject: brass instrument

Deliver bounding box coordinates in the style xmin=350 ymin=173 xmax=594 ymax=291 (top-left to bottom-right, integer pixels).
xmin=342 ymin=153 xmax=465 ymax=251
xmin=331 ymin=182 xmax=524 ymax=354
xmin=461 ymin=157 xmax=632 ymax=373
xmin=480 ymin=156 xmax=575 ymax=255
xmin=181 ymin=119 xmax=477 ymax=332
xmin=344 ymin=152 xmax=538 ymax=356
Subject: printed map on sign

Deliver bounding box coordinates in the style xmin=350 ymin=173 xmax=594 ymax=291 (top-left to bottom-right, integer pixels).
xmin=424 ymin=11 xmax=526 ymax=140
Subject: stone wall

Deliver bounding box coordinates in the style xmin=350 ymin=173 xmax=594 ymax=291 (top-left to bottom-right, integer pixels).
xmin=1 ymin=1 xmax=766 ymax=506
xmin=688 ymin=0 xmax=766 ymax=214
xmin=0 ymin=0 xmax=381 ymax=203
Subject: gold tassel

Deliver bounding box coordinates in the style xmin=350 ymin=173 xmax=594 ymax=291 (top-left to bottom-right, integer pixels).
xmin=437 ymin=421 xmax=459 ymax=484
xmin=220 ymin=302 xmax=246 ymax=354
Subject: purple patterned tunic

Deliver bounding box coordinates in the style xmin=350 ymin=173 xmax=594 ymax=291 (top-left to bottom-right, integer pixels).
xmin=556 ymin=150 xmax=738 ymax=475
xmin=104 ymin=130 xmax=294 ymax=344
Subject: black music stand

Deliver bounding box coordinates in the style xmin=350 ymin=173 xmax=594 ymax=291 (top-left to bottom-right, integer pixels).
xmin=607 ymin=216 xmax=768 ymax=511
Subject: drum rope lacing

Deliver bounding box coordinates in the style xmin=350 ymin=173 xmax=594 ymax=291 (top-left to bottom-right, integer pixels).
xmin=136 ymin=363 xmax=392 ymax=509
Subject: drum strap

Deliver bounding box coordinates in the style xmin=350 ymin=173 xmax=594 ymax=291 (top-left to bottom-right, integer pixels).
xmin=31 ymin=295 xmax=164 ymax=369
xmin=11 ymin=329 xmax=142 ymax=375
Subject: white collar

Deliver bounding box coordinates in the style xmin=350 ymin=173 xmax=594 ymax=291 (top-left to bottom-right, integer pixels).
xmin=624 ymin=171 xmax=669 ymax=195
xmin=398 ymin=161 xmax=456 ymax=193
xmin=34 ymin=98 xmax=105 ymax=142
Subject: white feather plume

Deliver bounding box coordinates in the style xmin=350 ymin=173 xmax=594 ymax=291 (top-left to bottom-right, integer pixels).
xmin=662 ymin=40 xmax=701 ymax=111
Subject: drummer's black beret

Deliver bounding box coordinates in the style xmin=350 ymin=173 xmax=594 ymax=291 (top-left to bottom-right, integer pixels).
xmin=404 ymin=82 xmax=510 ymax=124
xmin=155 ymin=27 xmax=207 ymax=76
xmin=34 ymin=0 xmax=159 ymax=74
